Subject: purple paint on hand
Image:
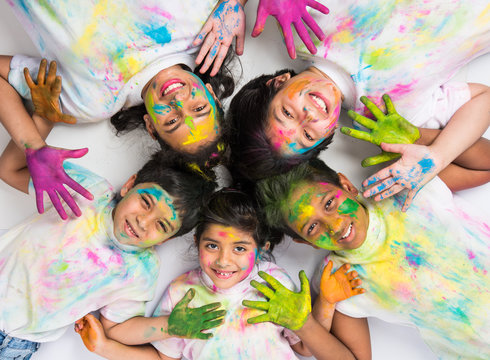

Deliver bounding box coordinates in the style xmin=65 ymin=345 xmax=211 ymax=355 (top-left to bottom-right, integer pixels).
xmin=252 ymin=0 xmax=329 ymax=59
xmin=25 ymin=146 xmax=94 ymax=220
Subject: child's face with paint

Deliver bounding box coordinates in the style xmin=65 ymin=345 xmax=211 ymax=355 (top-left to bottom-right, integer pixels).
xmin=142 ymin=65 xmax=220 ymax=154
xmin=113 ymin=179 xmax=182 ymax=248
xmin=266 ymin=67 xmax=342 ymax=156
xmin=199 ymin=224 xmax=258 ymax=289
xmin=284 ymin=175 xmax=369 ymax=251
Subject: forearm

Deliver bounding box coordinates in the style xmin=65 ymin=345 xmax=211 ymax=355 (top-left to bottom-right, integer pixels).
xmin=94 ymin=341 xmax=164 ymax=360
xmin=311 ymin=295 xmax=336 ymax=331
xmin=294 ymin=314 xmax=356 ymax=360
xmin=429 ymin=84 xmax=490 ymax=170
xmin=105 ymin=316 xmax=173 ymax=345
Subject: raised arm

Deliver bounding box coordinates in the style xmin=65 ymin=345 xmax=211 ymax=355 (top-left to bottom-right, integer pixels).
xmin=101 ymin=289 xmax=225 ymax=345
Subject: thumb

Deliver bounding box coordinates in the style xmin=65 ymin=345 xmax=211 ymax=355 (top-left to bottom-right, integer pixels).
xmin=61 ymin=114 xmax=78 ymax=125
xmin=252 ymin=7 xmax=268 ymax=37
xmin=177 ymin=288 xmax=196 ymax=308
xmin=321 ymin=261 xmax=333 ymax=281
xmin=380 ymin=142 xmax=407 ymax=154
xmin=299 ymin=270 xmax=310 ymax=294
xmin=60 ymin=147 xmax=89 ymax=159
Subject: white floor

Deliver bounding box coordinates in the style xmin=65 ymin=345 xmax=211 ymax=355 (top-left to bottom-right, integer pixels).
xmin=0 ymin=1 xmax=488 ymax=359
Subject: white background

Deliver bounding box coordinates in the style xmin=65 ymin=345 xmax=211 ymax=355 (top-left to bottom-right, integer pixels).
xmin=0 ymin=1 xmax=488 ymax=359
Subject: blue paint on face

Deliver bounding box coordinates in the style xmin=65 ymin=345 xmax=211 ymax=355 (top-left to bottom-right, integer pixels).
xmin=153 ymin=104 xmax=171 ymax=115
xmin=186 ymin=71 xmax=219 ymax=134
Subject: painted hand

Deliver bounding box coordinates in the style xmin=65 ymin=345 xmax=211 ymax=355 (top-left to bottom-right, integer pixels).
xmin=24 ymin=59 xmax=77 ymax=124
xmin=362 ymin=143 xmax=440 ymax=212
xmin=194 ymin=0 xmax=245 ymax=76
xmin=168 ymin=288 xmax=226 ymax=340
xmin=252 ymin=0 xmax=329 ymax=59
xmin=320 ymin=261 xmax=364 ymax=304
xmin=341 ymin=94 xmax=420 ymax=167
xmin=25 ymin=146 xmax=93 ymax=220
xmin=75 ymin=314 xmax=106 ymax=353
xmin=242 ymin=270 xmax=311 ymax=331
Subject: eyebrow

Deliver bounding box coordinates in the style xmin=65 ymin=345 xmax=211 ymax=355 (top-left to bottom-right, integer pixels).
xmin=202 ymin=238 xmax=253 ymax=246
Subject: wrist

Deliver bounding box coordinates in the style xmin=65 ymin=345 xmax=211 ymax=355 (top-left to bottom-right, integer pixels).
xmin=293 ymin=313 xmax=316 ymax=337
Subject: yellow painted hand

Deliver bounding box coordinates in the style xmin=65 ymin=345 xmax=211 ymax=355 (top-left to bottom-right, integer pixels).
xmin=24 ymin=58 xmax=77 ymax=124
xmin=320 ymin=261 xmax=365 ymax=304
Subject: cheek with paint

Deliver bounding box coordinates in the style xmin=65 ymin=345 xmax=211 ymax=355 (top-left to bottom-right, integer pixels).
xmin=239 ymin=249 xmax=258 ymax=281
xmin=337 ymin=198 xmax=359 ymax=218
xmin=145 ymin=91 xmax=171 ymax=124
xmin=288 ymin=190 xmax=315 ymax=233
xmin=286 ymin=79 xmax=311 ymax=100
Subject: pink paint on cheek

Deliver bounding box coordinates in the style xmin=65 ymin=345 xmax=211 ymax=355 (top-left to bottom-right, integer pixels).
xmin=335 ymin=190 xmax=342 ymax=198
xmin=239 ymin=251 xmax=256 ymax=281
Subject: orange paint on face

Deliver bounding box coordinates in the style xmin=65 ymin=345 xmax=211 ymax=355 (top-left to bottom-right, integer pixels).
xmin=286 ymin=79 xmax=311 ymax=99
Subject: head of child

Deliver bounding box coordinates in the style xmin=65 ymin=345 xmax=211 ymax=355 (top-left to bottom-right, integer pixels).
xmin=111 ymin=60 xmax=235 ymax=167
xmin=228 ymin=67 xmax=342 ymax=181
xmin=256 ymin=159 xmax=369 ymax=252
xmin=193 ymin=189 xmax=278 ymax=290
xmin=112 ymin=152 xmax=216 ymax=249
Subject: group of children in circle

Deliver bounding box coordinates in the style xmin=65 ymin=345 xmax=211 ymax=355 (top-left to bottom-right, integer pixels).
xmin=0 ymin=0 xmax=489 ymax=359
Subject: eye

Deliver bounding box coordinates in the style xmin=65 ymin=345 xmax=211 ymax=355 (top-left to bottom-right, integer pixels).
xmin=307 ymin=222 xmax=317 ymax=236
xmin=158 ymin=220 xmax=168 ymax=233
xmin=304 ymin=129 xmax=314 ymax=141
xmin=282 ymin=107 xmax=293 ymax=118
xmin=194 ymin=105 xmax=206 ymax=112
xmin=141 ymin=195 xmax=150 ymax=209
xmin=166 ymin=117 xmax=178 ymax=125
xmin=235 ymin=246 xmax=246 ymax=253
xmin=205 ymin=243 xmax=218 ymax=250
xmin=325 ymin=198 xmax=333 ymax=210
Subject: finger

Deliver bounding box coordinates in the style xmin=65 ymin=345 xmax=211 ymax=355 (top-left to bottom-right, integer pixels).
xmin=61 ymin=114 xmax=78 ymax=125
xmin=340 ymin=127 xmax=374 ymax=143
xmin=302 ymin=11 xmax=325 ymax=41
xmin=363 ymin=177 xmax=396 ymax=197
xmin=202 ymin=309 xmax=226 ymax=322
xmin=199 ymin=302 xmax=222 ymax=314
xmin=37 ymin=59 xmax=48 ymax=85
xmin=360 ymin=96 xmax=386 ymax=119
xmin=321 ymin=260 xmax=333 ymax=279
xmin=84 ymin=314 xmax=99 ymax=327
xmin=64 ymin=176 xmax=94 ymax=201
xmin=57 ymin=186 xmax=82 ymax=217
xmin=23 ymin=67 xmax=36 ymax=89
xmin=250 ymin=280 xmax=275 ymax=299
xmin=293 ymin=20 xmax=316 ymax=55
xmin=200 ymin=41 xmax=220 ymax=74
xmin=59 ymin=147 xmax=89 ymax=160
xmin=362 ymin=167 xmax=393 ymax=187
xmin=306 ymin=0 xmax=330 ymax=15
xmin=195 ymin=32 xmax=216 ymax=66
xmin=299 ymin=270 xmax=310 ymax=295
xmin=47 ymin=190 xmax=68 ymax=220
xmin=235 ymin=25 xmax=245 ymax=55
xmin=242 ymin=299 xmax=270 ymax=311
xmin=202 ymin=318 xmax=224 ymax=330
xmin=46 ymin=60 xmax=57 ymax=85
xmin=346 ymin=110 xmax=377 ymax=129
xmin=350 ymin=279 xmax=362 ymax=288
xmin=338 ymin=263 xmax=351 ymax=273
xmin=373 ymin=184 xmax=405 ymax=201
xmin=347 ymin=270 xmax=358 ymax=280
xmin=257 ymin=271 xmax=284 ymax=291
xmin=53 ymin=75 xmax=62 ymax=96
xmin=402 ymin=189 xmax=418 ymax=212
xmin=280 ymin=21 xmax=297 ymax=59
xmin=176 ymin=288 xmax=196 ymax=308
xmin=247 ymin=313 xmax=270 ymax=325
xmin=35 ymin=189 xmax=45 ymax=214
xmin=196 ymin=332 xmax=213 ymax=340
xmin=193 ymin=21 xmax=212 ymax=46
xmin=382 ymin=94 xmax=396 ymax=114
xmin=251 ymin=7 xmax=268 ymax=37
xmin=210 ymin=41 xmax=231 ymax=77
xmin=361 ymin=152 xmax=400 ymax=167
xmin=353 ymin=288 xmax=366 ymax=295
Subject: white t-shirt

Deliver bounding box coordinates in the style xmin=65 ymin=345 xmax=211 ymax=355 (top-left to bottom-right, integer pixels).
xmin=152 ymin=262 xmax=301 ymax=360
xmin=0 ymin=163 xmax=159 ymax=342
xmin=313 ymin=177 xmax=490 ymax=359
xmin=7 ymin=0 xmax=217 ymax=122
xmin=296 ymin=0 xmax=489 ymax=128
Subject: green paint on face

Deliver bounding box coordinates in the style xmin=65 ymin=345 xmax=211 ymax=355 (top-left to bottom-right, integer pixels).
xmin=338 ymin=198 xmax=359 ymax=218
xmin=184 ymin=116 xmax=196 ymax=131
xmin=316 ymin=232 xmax=333 ymax=248
xmin=288 ymin=190 xmax=314 ymax=224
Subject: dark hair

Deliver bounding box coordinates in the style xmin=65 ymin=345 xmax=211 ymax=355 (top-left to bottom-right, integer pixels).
xmin=110 ymin=50 xmax=237 ymax=167
xmin=194 ymin=189 xmax=282 ymax=258
xmin=133 ymin=150 xmax=217 ymax=237
xmin=228 ymin=69 xmax=334 ymax=182
xmin=255 ymin=159 xmax=341 ymax=238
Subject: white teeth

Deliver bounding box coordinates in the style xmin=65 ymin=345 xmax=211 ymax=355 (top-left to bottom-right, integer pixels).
xmin=163 ymin=82 xmax=184 ymax=96
xmin=215 ymin=270 xmax=233 ymax=276
xmin=127 ymin=221 xmax=138 ymax=237
xmin=341 ymin=223 xmax=352 ymax=240
xmin=311 ymin=94 xmax=327 ymax=112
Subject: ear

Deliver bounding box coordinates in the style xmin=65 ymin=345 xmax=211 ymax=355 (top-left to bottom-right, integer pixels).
xmin=205 ymin=83 xmax=222 ymax=108
xmin=337 ymin=173 xmax=359 ymax=196
xmin=120 ymin=174 xmax=138 ymax=197
xmin=262 ymin=241 xmax=271 ymax=251
xmin=143 ymin=114 xmax=158 ymax=140
xmin=291 ymin=237 xmax=320 ymax=250
xmin=265 ymin=73 xmax=291 ymax=89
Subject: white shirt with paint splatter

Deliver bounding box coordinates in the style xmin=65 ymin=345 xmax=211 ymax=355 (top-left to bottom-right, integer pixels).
xmin=7 ymin=0 xmax=217 ymax=122
xmin=152 ymin=262 xmax=301 ymax=360
xmin=296 ymin=0 xmax=490 ymax=127
xmin=0 ymin=162 xmax=159 ymax=343
xmin=313 ymin=177 xmax=490 ymax=359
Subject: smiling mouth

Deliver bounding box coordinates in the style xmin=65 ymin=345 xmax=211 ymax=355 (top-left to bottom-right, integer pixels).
xmin=339 ymin=223 xmax=353 ymax=242
xmin=309 ymin=93 xmax=328 ymax=113
xmin=212 ymin=269 xmax=236 ymax=279
xmin=161 ymin=80 xmax=185 ymax=96
xmin=125 ymin=220 xmax=139 ymax=238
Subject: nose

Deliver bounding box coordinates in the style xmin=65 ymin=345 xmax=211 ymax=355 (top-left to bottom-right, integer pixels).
xmin=327 ymin=218 xmax=343 ymax=236
xmin=216 ymin=249 xmax=231 ymax=268
xmin=136 ymin=214 xmax=148 ymax=232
